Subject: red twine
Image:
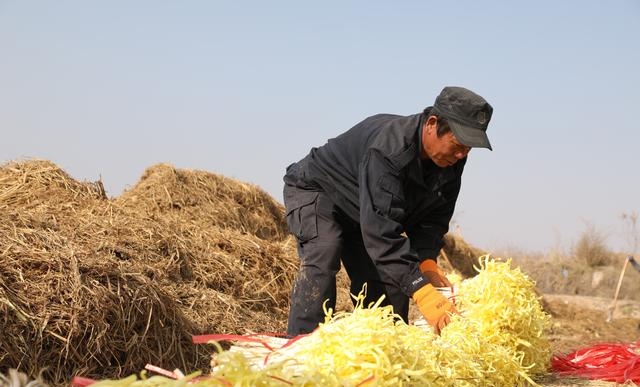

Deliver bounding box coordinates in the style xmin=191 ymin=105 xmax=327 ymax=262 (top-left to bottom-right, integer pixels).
xmin=551 ymin=341 xmax=640 ymax=383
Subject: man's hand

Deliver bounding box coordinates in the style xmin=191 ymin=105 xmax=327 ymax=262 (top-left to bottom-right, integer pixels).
xmin=419 ymin=259 xmax=452 ymax=288
xmin=412 ymin=283 xmax=458 ymax=335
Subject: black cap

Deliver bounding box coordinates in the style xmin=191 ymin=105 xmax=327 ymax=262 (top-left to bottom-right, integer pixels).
xmin=432 ymin=86 xmax=493 ymax=150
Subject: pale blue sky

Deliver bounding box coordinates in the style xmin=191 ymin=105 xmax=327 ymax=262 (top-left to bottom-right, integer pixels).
xmin=1 ymin=1 xmax=639 ymax=253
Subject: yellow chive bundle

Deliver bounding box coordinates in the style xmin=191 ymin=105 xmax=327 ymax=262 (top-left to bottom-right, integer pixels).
xmin=455 ymin=256 xmax=552 ymax=377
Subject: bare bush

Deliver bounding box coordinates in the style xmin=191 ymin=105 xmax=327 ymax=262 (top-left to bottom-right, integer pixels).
xmin=572 ymin=223 xmax=611 ymax=267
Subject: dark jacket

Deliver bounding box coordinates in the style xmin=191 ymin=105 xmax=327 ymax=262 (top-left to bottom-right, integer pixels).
xmin=284 ymin=108 xmax=465 ymax=295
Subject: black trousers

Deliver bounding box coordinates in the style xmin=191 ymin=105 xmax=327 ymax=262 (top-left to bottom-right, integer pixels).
xmin=283 ymin=184 xmax=409 ymax=336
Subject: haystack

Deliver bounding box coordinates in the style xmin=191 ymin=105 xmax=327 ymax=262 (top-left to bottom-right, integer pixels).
xmin=441 ymin=233 xmax=486 ymax=278
xmin=0 ymin=160 xmax=297 ymax=386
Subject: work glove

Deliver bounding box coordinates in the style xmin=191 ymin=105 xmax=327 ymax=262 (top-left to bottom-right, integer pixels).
xmin=412 ymin=283 xmax=458 ymax=335
xmin=419 ymin=259 xmax=452 ymax=288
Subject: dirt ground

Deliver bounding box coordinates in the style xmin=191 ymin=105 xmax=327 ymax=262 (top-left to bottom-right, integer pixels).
xmin=543 ymin=294 xmax=640 ymax=354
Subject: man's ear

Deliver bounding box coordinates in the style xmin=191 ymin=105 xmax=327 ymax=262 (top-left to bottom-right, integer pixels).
xmin=425 ymin=115 xmax=438 ymax=134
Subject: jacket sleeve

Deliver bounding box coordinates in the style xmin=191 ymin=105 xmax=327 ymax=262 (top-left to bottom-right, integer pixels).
xmin=358 ymin=149 xmax=428 ymax=296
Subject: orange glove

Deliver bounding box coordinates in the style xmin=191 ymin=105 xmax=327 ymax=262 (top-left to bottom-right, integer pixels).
xmin=412 ymin=283 xmax=458 ymax=335
xmin=419 ymin=259 xmax=452 ymax=288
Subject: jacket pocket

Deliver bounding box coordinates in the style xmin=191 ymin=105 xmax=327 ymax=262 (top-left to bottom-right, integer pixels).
xmin=376 ymin=174 xmax=405 ymax=221
xmin=284 ymin=187 xmax=319 ymax=243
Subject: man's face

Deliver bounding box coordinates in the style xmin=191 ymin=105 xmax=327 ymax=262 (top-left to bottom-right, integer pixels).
xmin=422 ymin=116 xmax=471 ymax=168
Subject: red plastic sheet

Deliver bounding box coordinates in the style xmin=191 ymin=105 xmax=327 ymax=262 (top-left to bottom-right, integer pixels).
xmin=551 ymin=341 xmax=640 ymax=383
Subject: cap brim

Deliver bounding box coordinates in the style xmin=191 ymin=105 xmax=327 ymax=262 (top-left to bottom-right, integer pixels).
xmin=449 ymin=121 xmax=492 ymax=150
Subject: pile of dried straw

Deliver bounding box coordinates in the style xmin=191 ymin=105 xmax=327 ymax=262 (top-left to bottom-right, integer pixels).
xmin=441 ymin=233 xmax=487 ymax=278
xmin=0 ymin=160 xmax=297 ymax=386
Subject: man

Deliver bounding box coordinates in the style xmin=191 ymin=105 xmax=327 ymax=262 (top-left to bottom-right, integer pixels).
xmin=283 ymin=86 xmax=493 ymax=336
